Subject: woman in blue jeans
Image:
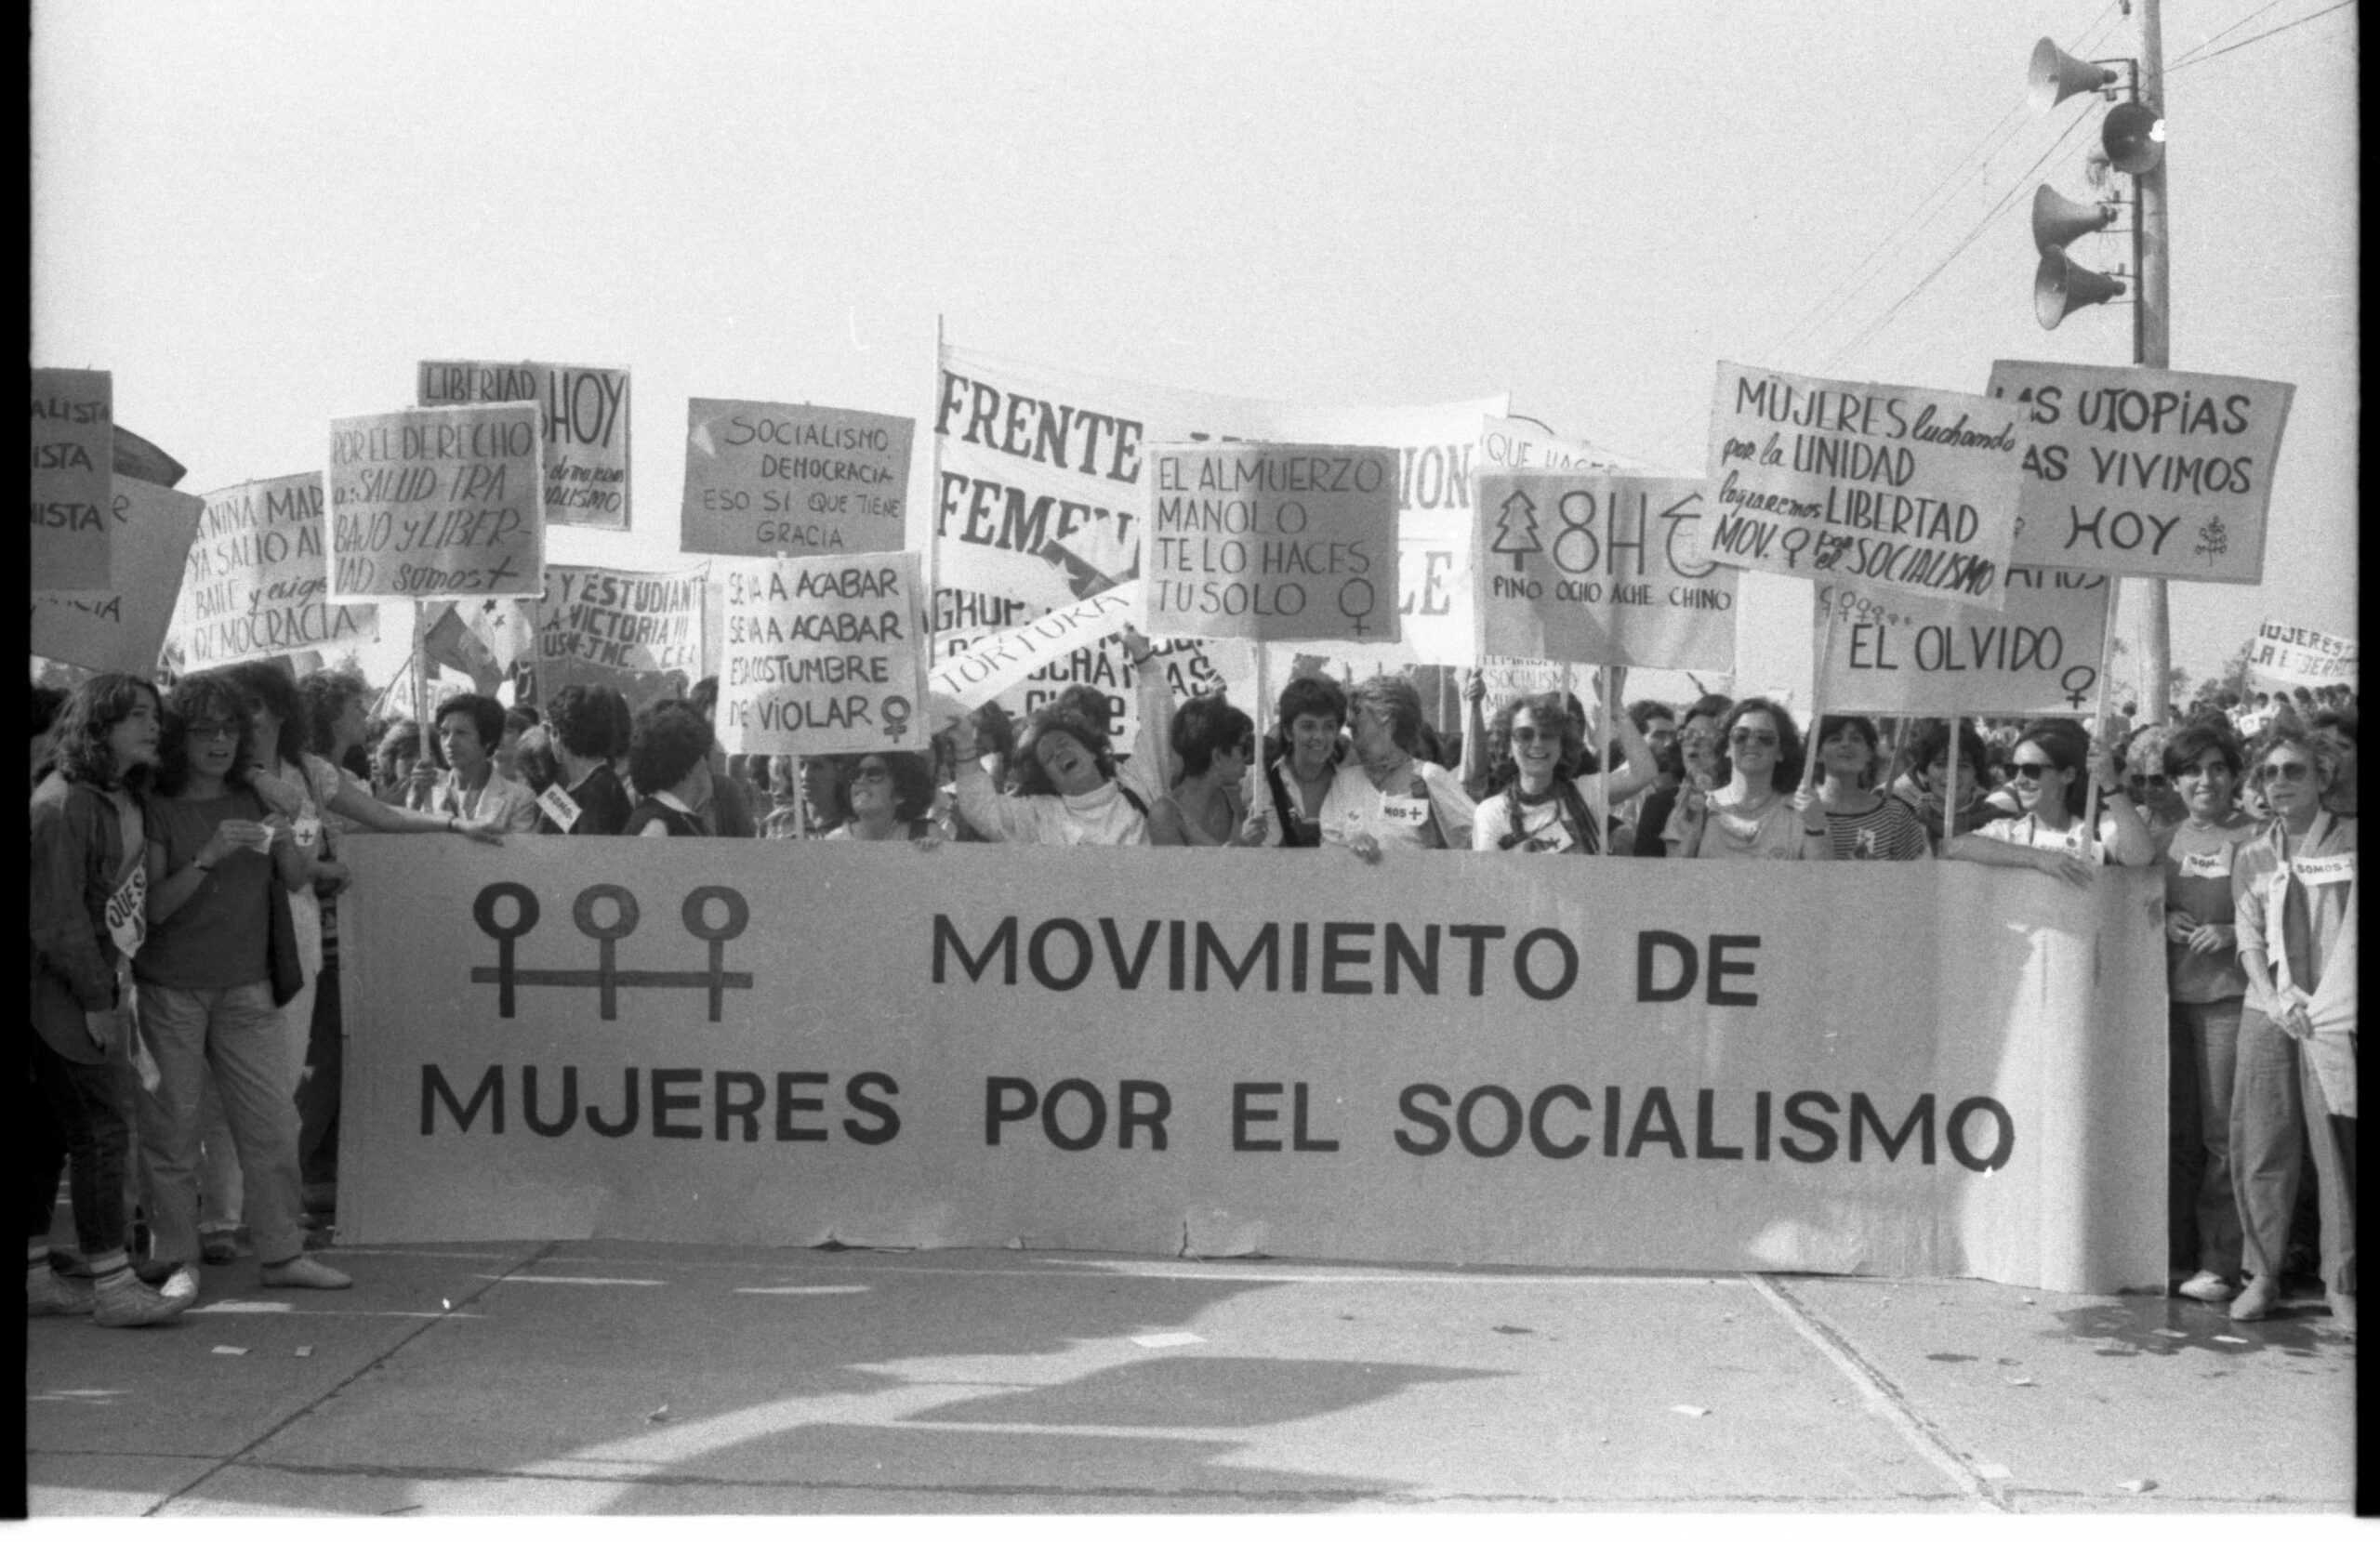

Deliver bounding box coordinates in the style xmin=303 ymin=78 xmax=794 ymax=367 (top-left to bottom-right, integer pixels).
xmin=134 ymin=674 xmax=352 ymax=1294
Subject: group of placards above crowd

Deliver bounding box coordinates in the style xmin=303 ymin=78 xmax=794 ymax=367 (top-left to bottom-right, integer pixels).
xmin=30 ymin=347 xmax=2343 ymax=745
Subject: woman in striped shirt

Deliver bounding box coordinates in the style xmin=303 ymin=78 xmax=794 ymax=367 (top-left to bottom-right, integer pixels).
xmin=1809 ymin=715 xmax=1930 ymax=862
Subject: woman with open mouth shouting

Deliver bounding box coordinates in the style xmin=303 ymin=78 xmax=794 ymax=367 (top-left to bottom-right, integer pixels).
xmin=949 ymin=626 xmax=1177 ymax=846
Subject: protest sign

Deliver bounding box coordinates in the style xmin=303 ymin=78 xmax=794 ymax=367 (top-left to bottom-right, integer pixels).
xmin=1144 ymin=444 xmax=1399 ymax=644
xmin=683 ymin=400 xmax=912 ymax=559
xmin=2246 ymin=618 xmax=2357 ymax=690
xmin=1477 ymin=654 xmax=1588 ymax=720
xmin=930 ymin=582 xmax=1143 ymax=711
xmin=717 ymin=552 xmax=924 ymax=757
xmin=166 ymin=473 xmax=379 ymax=669
xmin=932 ymin=343 xmax=1502 ymax=613
xmin=1815 ymin=565 xmax=2110 ymax=717
xmin=32 ymin=479 xmax=205 ymax=674
xmin=340 ymin=840 xmax=2165 ymax=1294
xmin=1692 ymin=362 xmax=2023 ymax=610
xmin=418 ymin=361 xmax=631 ymax=532
xmin=1474 ymin=473 xmax=1738 ymax=671
xmin=931 ymin=586 xmax=1251 ymax=745
xmin=327 ymin=403 xmax=545 ymax=600
xmin=1990 ymin=361 xmax=2293 ymax=583
xmin=32 ymin=367 xmax=113 ymax=591
xmin=534 ymin=564 xmax=707 ymax=707
xmin=1478 ymin=415 xmax=1647 ymax=474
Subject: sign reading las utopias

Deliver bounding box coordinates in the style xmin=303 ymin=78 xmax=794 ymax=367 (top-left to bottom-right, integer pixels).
xmin=338 ymin=840 xmax=2166 ymax=1294
xmin=168 ymin=473 xmax=379 ymax=668
xmin=327 ymin=403 xmax=545 ymax=600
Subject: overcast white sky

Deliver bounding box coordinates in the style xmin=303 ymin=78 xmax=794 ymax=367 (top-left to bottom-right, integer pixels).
xmin=32 ymin=0 xmax=2359 ymax=694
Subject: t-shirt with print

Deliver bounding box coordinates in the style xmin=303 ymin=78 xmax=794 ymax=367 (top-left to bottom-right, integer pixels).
xmin=2157 ymin=814 xmax=2256 ymax=1003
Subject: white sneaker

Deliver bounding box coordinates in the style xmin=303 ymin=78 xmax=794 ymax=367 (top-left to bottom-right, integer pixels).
xmin=27 ymin=1266 xmax=95 ymax=1317
xmin=2176 ymin=1270 xmax=2238 ymax=1303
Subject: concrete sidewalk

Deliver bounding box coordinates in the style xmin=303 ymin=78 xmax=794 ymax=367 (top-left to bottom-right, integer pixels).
xmin=22 ymin=1242 xmax=2359 ymax=1515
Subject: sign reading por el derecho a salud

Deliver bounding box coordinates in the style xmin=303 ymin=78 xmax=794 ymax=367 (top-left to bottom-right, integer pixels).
xmin=337 ymin=839 xmax=2167 ymax=1295
xmin=418 ymin=361 xmax=631 ymax=532
xmin=1989 ymin=360 xmax=2294 ymax=584
xmin=1691 ymin=362 xmax=2023 ymax=611
xmin=327 ymin=403 xmax=545 ymax=601
xmin=1142 ymin=443 xmax=1399 ymax=644
xmin=32 ymin=367 xmax=113 ymax=592
xmin=717 ymin=551 xmax=924 ymax=757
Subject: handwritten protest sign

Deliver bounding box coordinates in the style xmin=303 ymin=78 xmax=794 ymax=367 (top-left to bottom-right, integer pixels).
xmin=2246 ymin=618 xmax=2357 ymax=690
xmin=1479 ymin=415 xmax=1646 ymax=474
xmin=1815 ymin=565 xmax=2109 ymax=717
xmin=167 ymin=474 xmax=378 ymax=668
xmin=1989 ymin=361 xmax=2294 ymax=584
xmin=718 ymin=552 xmax=924 ymax=757
xmin=327 ymin=403 xmax=544 ymax=600
xmin=33 ymin=479 xmax=205 ymax=674
xmin=1475 ymin=473 xmax=1738 ymax=671
xmin=932 ymin=587 xmax=1250 ymax=745
xmin=1691 ymin=362 xmax=2023 ymax=610
xmin=683 ymin=400 xmax=912 ymax=559
xmin=534 ymin=564 xmax=707 ymax=707
xmin=930 ymin=582 xmax=1141 ymax=711
xmin=1143 ymin=444 xmax=1398 ymax=644
xmin=32 ymin=368 xmax=113 ymax=591
xmin=417 ymin=361 xmax=630 ymax=532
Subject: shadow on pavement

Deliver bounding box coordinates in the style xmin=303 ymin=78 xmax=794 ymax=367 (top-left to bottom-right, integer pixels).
xmin=2040 ymin=1290 xmax=2346 ymax=1361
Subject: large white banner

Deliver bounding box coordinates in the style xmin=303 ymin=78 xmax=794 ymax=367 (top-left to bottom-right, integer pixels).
xmin=2246 ymin=619 xmax=2358 ymax=690
xmin=340 ymin=841 xmax=2166 ymax=1294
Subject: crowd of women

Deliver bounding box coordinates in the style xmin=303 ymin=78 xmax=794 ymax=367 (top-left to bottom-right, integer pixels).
xmin=27 ymin=643 xmax=2356 ymax=1332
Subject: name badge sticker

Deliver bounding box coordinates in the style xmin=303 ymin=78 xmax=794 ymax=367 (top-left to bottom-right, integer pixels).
xmin=1379 ymin=794 xmax=1430 ymax=828
xmin=536 ymin=784 xmax=583 ymax=832
xmin=2294 ymin=852 xmax=2356 ymax=887
xmin=2179 ymin=849 xmax=2233 ymax=879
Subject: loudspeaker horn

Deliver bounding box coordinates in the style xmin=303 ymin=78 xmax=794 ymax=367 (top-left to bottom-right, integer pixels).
xmin=2035 ymin=248 xmax=2127 ymax=330
xmin=2030 ymin=37 xmax=2115 ymax=112
xmin=2102 ymin=99 xmax=2165 ymax=175
xmin=2032 ymin=185 xmax=2118 ymax=252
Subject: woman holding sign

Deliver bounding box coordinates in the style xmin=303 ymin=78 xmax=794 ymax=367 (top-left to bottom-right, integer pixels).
xmin=947 ymin=627 xmax=1176 ymax=847
xmin=2227 ymin=728 xmax=2357 ymax=1330
xmin=1941 ymin=720 xmax=2152 ymax=882
xmin=1666 ymin=698 xmax=1825 ymax=862
xmin=1472 ymin=691 xmax=1659 ymax=856
xmin=1319 ymin=676 xmax=1474 ymax=861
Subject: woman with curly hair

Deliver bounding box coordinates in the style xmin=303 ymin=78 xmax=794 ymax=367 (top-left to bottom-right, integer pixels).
xmin=624 ymin=699 xmax=719 ymax=837
xmin=28 ymin=674 xmax=193 ymax=1325
xmin=1472 ymin=689 xmax=1658 ymax=856
xmin=1243 ymin=674 xmax=1351 ymax=849
xmin=822 ymin=751 xmax=944 ymax=843
xmin=534 ymin=685 xmax=635 ymax=836
xmin=946 ymin=626 xmax=1176 ymax=846
xmin=135 ymin=673 xmax=350 ymax=1293
xmin=1666 ymin=696 xmax=1825 ymax=861
xmin=1148 ymin=693 xmax=1256 ymax=847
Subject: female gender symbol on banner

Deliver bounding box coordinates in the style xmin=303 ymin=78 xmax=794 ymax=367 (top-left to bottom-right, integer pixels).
xmin=1338 ymin=578 xmax=1376 ymax=638
xmin=469 ymin=880 xmax=754 ymax=1021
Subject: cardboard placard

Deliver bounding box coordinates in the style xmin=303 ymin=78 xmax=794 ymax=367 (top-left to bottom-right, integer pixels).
xmin=1815 ymin=565 xmax=2110 ymax=717
xmin=1990 ymin=361 xmax=2294 ymax=583
xmin=32 ymin=479 xmax=205 ymax=674
xmin=418 ymin=361 xmax=631 ymax=532
xmin=32 ymin=368 xmax=113 ymax=592
xmin=1144 ymin=444 xmax=1399 ymax=644
xmin=533 ymin=564 xmax=707 ymax=708
xmin=929 ymin=582 xmax=1143 ymax=712
xmin=168 ymin=473 xmax=379 ymax=669
xmin=1692 ymin=362 xmax=2022 ymax=610
xmin=717 ymin=552 xmax=924 ymax=756
xmin=327 ymin=403 xmax=545 ymax=600
xmin=1478 ymin=415 xmax=1647 ymax=474
xmin=682 ymin=400 xmax=913 ymax=558
xmin=1474 ymin=472 xmax=1738 ymax=670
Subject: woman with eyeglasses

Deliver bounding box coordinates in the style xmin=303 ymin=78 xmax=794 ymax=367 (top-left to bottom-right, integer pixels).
xmin=947 ymin=626 xmax=1177 ymax=846
xmin=1666 ymin=697 xmax=1825 ymax=861
xmin=1808 ymin=715 xmax=1930 ymax=861
xmin=1317 ymin=674 xmax=1474 ymax=862
xmin=1633 ymin=693 xmax=1731 ymax=857
xmin=819 ymin=751 xmax=944 ymax=843
xmin=1148 ymin=693 xmax=1257 ymax=847
xmin=2146 ymin=722 xmax=2259 ymax=1306
xmin=1941 ymin=719 xmax=2153 ymax=883
xmin=1473 ymin=690 xmax=1658 ymax=856
xmin=134 ymin=675 xmax=351 ymax=1295
xmin=2226 ymin=727 xmax=2356 ymax=1330
xmin=2122 ymin=724 xmax=2190 ymax=827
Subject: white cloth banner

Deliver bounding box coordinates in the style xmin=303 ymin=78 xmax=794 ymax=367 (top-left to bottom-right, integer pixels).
xmin=930 ymin=582 xmax=1144 ymax=712
xmin=2246 ymin=618 xmax=2358 ymax=690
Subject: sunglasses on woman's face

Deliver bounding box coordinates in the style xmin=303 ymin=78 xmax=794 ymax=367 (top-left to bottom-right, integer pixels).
xmin=1508 ymin=726 xmax=1555 ymax=745
xmin=852 ymin=764 xmax=892 ymax=784
xmin=2255 ymin=761 xmax=2314 ymax=784
xmin=2009 ymin=759 xmax=2058 ymax=783
xmin=1728 ymin=729 xmax=1778 ymax=747
xmin=187 ymin=720 xmax=241 ymax=742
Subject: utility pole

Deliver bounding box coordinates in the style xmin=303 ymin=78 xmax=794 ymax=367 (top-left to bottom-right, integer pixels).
xmin=2133 ymin=0 xmax=2173 ymax=724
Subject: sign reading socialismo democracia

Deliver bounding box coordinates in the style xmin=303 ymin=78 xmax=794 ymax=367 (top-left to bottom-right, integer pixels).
xmin=682 ymin=400 xmax=912 ymax=559
xmin=1692 ymin=362 xmax=2024 ymax=611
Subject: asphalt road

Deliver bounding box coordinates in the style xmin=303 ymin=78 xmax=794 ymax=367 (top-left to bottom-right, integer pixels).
xmin=20 ymin=1241 xmax=2360 ymax=1516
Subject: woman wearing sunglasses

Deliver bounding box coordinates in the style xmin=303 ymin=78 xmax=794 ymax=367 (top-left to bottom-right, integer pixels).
xmin=1941 ymin=719 xmax=2152 ymax=884
xmin=1473 ymin=690 xmax=1657 ymax=856
xmin=1666 ymin=697 xmax=1825 ymax=861
xmin=819 ymin=751 xmax=943 ymax=843
xmin=2227 ymin=727 xmax=2356 ymax=1330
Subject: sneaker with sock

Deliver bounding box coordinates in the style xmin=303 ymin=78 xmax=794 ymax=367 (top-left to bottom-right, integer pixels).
xmin=259 ymin=1255 xmax=351 ymax=1290
xmin=2176 ymin=1270 xmax=2238 ymax=1303
xmin=28 ymin=1265 xmax=96 ymax=1317
xmin=2229 ymin=1274 xmax=2281 ymax=1322
xmin=92 ymin=1270 xmax=193 ymax=1328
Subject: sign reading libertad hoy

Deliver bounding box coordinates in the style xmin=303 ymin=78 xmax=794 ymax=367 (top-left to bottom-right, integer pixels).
xmin=418 ymin=361 xmax=631 ymax=533
xmin=1691 ymin=362 xmax=2023 ymax=611
xmin=327 ymin=403 xmax=545 ymax=600
xmin=1990 ymin=360 xmax=2294 ymax=584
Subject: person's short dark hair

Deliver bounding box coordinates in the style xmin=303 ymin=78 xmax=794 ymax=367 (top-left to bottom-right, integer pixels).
xmin=434 ymin=692 xmax=506 ymax=756
xmin=628 ymin=699 xmax=714 ymax=795
xmin=157 ymin=673 xmax=259 ymax=796
xmin=1488 ymin=692 xmax=1588 ymax=787
xmin=513 ymin=725 xmax=559 ymax=796
xmin=1347 ymin=675 xmax=1426 ymax=755
xmin=599 ymin=686 xmax=634 ymax=760
xmin=226 ymin=659 xmax=307 ymax=770
xmin=376 ymin=722 xmax=421 ymax=784
xmin=1052 ymin=684 xmax=1114 ymax=736
xmin=46 ymin=673 xmax=164 ymax=791
xmin=689 ymin=676 xmax=721 ymax=721
xmin=1276 ymin=675 xmax=1348 ymax=734
xmin=2162 ymin=722 xmax=2242 ymax=781
xmin=297 ymin=667 xmax=370 ymax=758
xmin=1013 ymin=705 xmax=1116 ymax=797
xmin=1814 ymin=714 xmax=1883 ymax=788
xmin=2309 ymin=707 xmax=2358 ymax=744
xmin=1170 ymin=693 xmax=1255 ymax=781
xmin=545 ymin=686 xmax=620 ymax=761
xmin=1901 ymin=718 xmax=1990 ymax=784
xmin=502 ymin=707 xmax=537 ymax=742
xmin=829 ymin=750 xmax=937 ymax=824
xmin=1718 ymin=697 xmax=1805 ymax=792
xmin=1628 ymin=699 xmax=1675 ymax=732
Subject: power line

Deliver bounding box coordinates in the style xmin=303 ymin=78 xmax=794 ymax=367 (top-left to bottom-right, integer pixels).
xmin=2169 ymin=0 xmax=2290 ymax=65
xmin=2169 ymin=0 xmax=2357 ymax=70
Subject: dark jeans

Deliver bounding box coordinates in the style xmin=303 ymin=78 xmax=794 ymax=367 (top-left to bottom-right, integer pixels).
xmin=27 ymin=1035 xmax=134 ymax=1258
xmin=296 ymin=960 xmax=342 ymax=1190
xmin=2168 ymin=998 xmax=2244 ymax=1275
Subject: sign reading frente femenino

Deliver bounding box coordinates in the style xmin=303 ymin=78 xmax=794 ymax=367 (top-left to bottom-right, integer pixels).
xmin=1691 ymin=361 xmax=2023 ymax=612
xmin=1815 ymin=564 xmax=2110 ymax=718
xmin=718 ymin=551 xmax=925 ymax=758
xmin=168 ymin=472 xmax=379 ymax=669
xmin=681 ymin=399 xmax=913 ymax=560
xmin=535 ymin=563 xmax=707 ymax=708
xmin=1988 ymin=360 xmax=2294 ymax=585
xmin=1143 ymin=442 xmax=1400 ymax=645
xmin=32 ymin=478 xmax=205 ymax=675
xmin=326 ymin=402 xmax=545 ymax=602
xmin=1474 ymin=472 xmax=1738 ymax=672
xmin=32 ymin=367 xmax=114 ymax=592
xmin=417 ymin=360 xmax=632 ymax=533
xmin=2245 ymin=617 xmax=2357 ymax=689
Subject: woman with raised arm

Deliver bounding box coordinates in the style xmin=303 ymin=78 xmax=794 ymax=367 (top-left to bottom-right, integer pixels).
xmin=1472 ymin=692 xmax=1603 ymax=855
xmin=948 ymin=626 xmax=1176 ymax=846
xmin=1148 ymin=693 xmax=1257 ymax=847
xmin=1941 ymin=718 xmax=2154 ymax=885
xmin=1633 ymin=693 xmax=1732 ymax=858
xmin=1666 ymin=697 xmax=1826 ymax=861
